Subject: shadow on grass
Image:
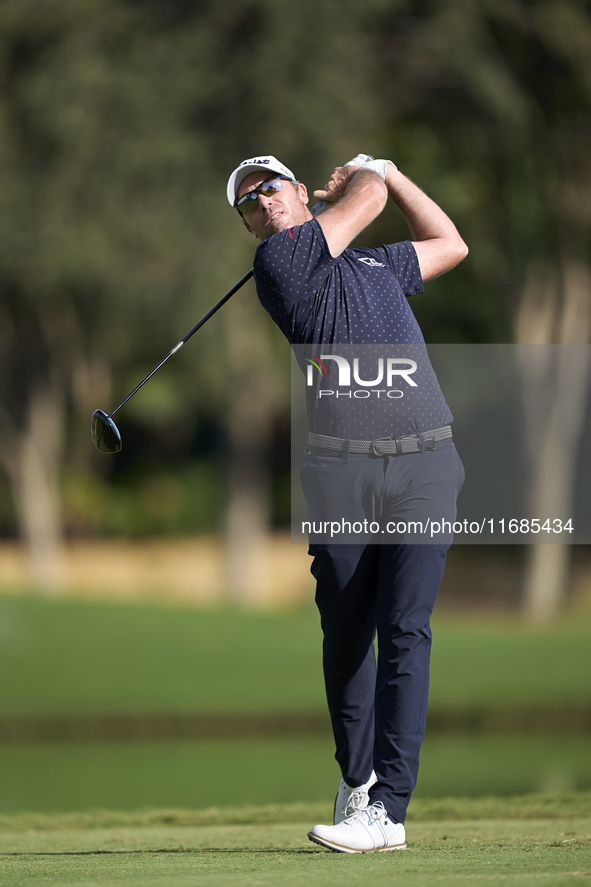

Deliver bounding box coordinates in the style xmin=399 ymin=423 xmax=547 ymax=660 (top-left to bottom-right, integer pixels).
xmin=2 ymin=848 xmax=321 ymax=856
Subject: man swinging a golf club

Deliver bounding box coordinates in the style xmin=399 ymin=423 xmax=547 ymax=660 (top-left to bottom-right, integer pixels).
xmin=226 ymin=153 xmax=467 ymax=853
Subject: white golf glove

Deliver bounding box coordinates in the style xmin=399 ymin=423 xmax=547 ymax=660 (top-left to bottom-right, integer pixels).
xmin=343 ymin=155 xmax=398 ymax=179
xmin=357 ymin=158 xmax=398 ymax=181
xmin=313 ymin=154 xmax=396 ymax=214
xmin=344 ymin=153 xmax=375 ymax=167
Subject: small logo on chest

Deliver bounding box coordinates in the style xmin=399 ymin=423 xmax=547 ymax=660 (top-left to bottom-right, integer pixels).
xmin=358 ymin=257 xmax=385 ymax=268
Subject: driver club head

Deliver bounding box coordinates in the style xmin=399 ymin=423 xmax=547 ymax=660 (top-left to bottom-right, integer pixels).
xmin=91 ymin=409 xmax=123 ymax=454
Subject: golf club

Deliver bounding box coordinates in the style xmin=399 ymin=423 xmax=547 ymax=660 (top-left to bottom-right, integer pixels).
xmin=91 ymin=154 xmax=373 ymax=453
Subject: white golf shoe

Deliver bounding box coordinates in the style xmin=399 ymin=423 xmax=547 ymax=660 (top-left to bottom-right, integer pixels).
xmin=308 ymin=801 xmax=406 ymax=853
xmin=333 ymin=771 xmax=378 ymax=824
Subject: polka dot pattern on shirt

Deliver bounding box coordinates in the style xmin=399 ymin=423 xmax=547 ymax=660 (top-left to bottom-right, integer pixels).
xmin=253 ymin=219 xmax=452 ymax=437
xmin=254 ymin=220 xmax=426 ymax=345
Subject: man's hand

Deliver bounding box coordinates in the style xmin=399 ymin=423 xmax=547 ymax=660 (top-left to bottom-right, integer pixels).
xmin=314 ymin=159 xmax=392 ymax=205
xmin=313 ymin=153 xmax=467 ymax=276
xmin=313 ymin=164 xmax=361 ymax=204
xmin=312 ymin=166 xmax=388 ymax=258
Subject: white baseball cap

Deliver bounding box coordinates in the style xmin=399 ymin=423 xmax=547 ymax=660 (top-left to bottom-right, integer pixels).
xmin=226 ymin=155 xmax=296 ymax=207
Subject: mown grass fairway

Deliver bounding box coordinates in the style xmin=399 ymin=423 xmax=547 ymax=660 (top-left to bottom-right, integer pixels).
xmin=0 ymin=596 xmax=589 ymax=882
xmin=0 ymin=795 xmax=590 ymax=887
xmin=0 ymin=596 xmax=589 ymax=714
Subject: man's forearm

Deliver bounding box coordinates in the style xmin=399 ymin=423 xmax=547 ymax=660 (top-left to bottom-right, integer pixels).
xmin=313 ymin=166 xmax=387 ymax=258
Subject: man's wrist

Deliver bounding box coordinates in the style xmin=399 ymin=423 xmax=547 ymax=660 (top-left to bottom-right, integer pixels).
xmin=360 ymin=159 xmax=398 ymax=181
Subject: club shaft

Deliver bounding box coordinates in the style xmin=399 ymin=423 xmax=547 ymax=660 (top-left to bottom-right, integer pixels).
xmin=108 ymin=269 xmax=254 ymax=418
xmin=108 ymin=342 xmax=184 ymax=419
xmin=179 ymin=268 xmax=254 ymax=347
xmin=107 ymin=200 xmax=330 ymax=420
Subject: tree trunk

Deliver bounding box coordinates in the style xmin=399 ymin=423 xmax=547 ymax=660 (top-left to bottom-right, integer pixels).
xmin=522 ymin=544 xmax=570 ymax=623
xmin=0 ymin=384 xmax=66 ymax=590
xmin=223 ymin=297 xmax=279 ymax=605
xmin=225 ymin=421 xmax=272 ymax=604
xmin=516 ymin=254 xmax=591 ymax=622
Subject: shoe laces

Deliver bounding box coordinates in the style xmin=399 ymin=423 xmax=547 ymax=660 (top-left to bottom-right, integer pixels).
xmin=348 ymin=801 xmax=388 ymax=827
xmin=344 ymin=788 xmax=369 ymax=818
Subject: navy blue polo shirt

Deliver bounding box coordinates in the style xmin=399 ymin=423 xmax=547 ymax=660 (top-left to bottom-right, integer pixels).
xmin=254 ymin=218 xmax=425 ymax=344
xmin=253 ymin=218 xmax=452 ymax=437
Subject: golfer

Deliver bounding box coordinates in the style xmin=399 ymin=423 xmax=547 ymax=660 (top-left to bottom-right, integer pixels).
xmin=226 ymin=154 xmax=467 ymax=853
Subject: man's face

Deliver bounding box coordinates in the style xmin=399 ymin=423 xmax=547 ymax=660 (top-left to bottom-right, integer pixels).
xmin=237 ymin=171 xmax=312 ymax=240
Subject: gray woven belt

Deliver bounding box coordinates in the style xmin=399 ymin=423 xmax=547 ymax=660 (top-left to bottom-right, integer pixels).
xmin=307 ymin=425 xmax=452 ymax=456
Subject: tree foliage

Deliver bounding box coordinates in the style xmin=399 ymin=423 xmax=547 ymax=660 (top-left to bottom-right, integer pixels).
xmin=0 ymin=0 xmax=590 ymax=601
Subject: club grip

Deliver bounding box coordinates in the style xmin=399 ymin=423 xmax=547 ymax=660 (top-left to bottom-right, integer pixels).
xmin=310 ymin=201 xmax=327 ymax=217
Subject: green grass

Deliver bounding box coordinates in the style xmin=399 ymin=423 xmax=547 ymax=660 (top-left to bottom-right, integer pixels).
xmin=1 ymin=595 xmax=589 ymax=826
xmin=0 ymin=795 xmax=590 ymax=887
xmin=429 ymin=613 xmax=591 ymax=707
xmin=0 ymin=595 xmax=589 ymax=716
xmin=0 ymin=597 xmax=324 ymax=715
xmin=1 ymin=735 xmax=590 ymax=814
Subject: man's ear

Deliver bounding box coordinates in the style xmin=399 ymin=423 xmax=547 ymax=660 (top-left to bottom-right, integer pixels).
xmin=242 ymin=217 xmax=258 ymax=238
xmin=298 ymin=183 xmax=310 ymax=206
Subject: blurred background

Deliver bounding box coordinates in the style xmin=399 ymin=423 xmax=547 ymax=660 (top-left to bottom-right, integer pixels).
xmin=0 ymin=0 xmax=590 ymax=814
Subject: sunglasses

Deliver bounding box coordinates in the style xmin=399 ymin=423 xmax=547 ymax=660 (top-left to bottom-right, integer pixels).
xmin=235 ymin=175 xmax=295 ymax=213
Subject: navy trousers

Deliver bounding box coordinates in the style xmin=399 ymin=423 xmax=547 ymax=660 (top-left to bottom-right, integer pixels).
xmin=310 ymin=542 xmax=449 ymax=824
xmin=305 ymin=441 xmax=464 ymax=824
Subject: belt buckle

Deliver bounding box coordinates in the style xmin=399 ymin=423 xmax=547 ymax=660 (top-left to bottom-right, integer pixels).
xmin=371 ymin=435 xmax=392 ymax=456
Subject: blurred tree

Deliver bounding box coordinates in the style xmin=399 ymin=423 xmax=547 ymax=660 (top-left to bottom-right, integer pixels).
xmin=0 ymin=0 xmax=197 ymax=584
xmin=0 ymin=0 xmax=249 ymax=587
xmin=1 ymin=0 xmax=589 ymax=611
xmin=0 ymin=0 xmax=391 ymax=596
xmin=196 ymin=0 xmax=395 ymax=601
xmin=365 ymin=0 xmax=591 ymax=619
xmin=500 ymin=1 xmax=591 ymax=620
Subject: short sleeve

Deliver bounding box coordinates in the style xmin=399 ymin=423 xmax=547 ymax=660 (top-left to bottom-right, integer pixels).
xmin=376 ymin=241 xmax=424 ymax=297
